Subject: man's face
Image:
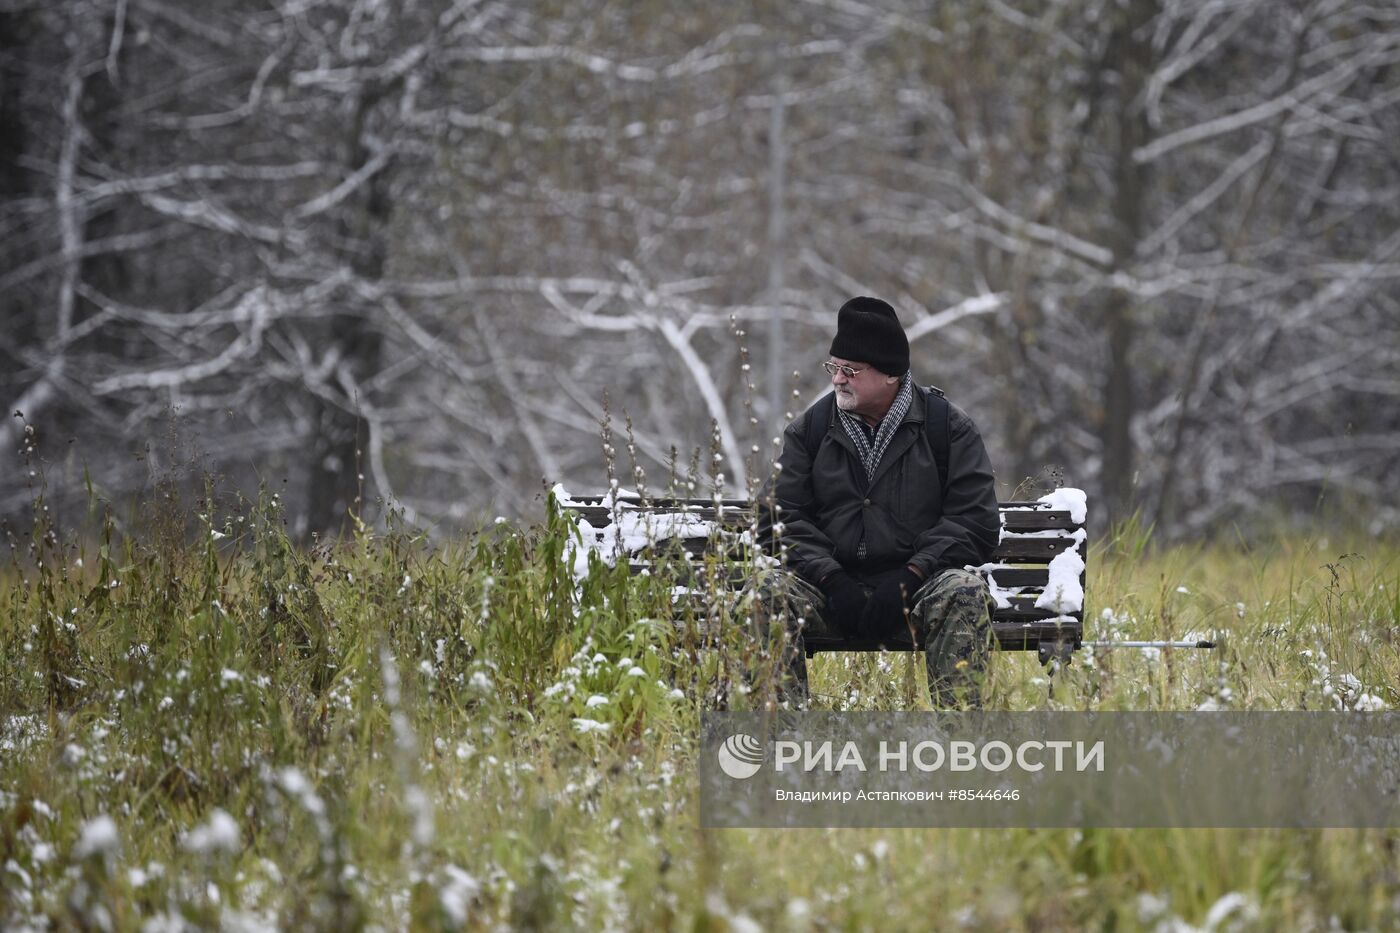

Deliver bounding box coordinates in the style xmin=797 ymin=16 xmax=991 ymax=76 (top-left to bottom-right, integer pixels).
xmin=828 ymin=357 xmax=898 ymax=421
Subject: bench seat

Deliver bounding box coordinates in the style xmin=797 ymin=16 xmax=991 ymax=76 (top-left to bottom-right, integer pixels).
xmin=558 ymin=490 xmax=1087 ymax=663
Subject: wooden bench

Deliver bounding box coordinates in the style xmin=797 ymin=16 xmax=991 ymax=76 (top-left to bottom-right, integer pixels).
xmin=557 ymin=489 xmax=1087 ymax=665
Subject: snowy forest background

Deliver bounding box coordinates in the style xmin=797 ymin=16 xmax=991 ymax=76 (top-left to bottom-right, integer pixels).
xmin=3 ymin=0 xmax=1398 ymax=542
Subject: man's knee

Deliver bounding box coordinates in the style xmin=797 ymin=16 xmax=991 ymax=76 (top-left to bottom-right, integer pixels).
xmin=939 ymin=566 xmax=989 ymax=594
xmin=913 ymin=569 xmax=992 ymax=621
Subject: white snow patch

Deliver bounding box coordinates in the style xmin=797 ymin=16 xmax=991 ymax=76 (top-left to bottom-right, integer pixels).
xmin=6 ymin=859 xmax=32 ymax=890
xmin=183 ymin=809 xmax=240 ymax=855
xmin=553 ymin=483 xmax=777 ymax=581
xmin=73 ymin=815 xmax=121 ymax=860
xmin=1137 ymin=891 xmax=1169 ymax=922
xmin=566 ymin=515 xmax=597 ymax=579
xmin=1037 ymin=487 xmax=1087 ymax=524
xmin=1035 ymin=535 xmax=1085 ymax=613
xmin=1203 ymin=891 xmax=1258 ymax=929
xmin=599 ymin=510 xmax=715 ymax=562
xmin=985 ymin=573 xmax=1014 ymax=610
xmin=438 ymin=865 xmax=481 ymax=928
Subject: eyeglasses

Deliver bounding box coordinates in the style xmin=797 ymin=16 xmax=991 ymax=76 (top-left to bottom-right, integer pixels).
xmin=821 ymin=360 xmax=867 ymax=378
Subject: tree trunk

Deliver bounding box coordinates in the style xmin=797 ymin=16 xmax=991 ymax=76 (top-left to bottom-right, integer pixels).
xmin=303 ymin=92 xmax=391 ymax=540
xmin=1100 ymin=0 xmax=1154 ymax=527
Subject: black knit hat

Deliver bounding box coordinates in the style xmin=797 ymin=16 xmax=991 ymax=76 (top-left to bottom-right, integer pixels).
xmin=829 ymin=296 xmax=909 ymax=375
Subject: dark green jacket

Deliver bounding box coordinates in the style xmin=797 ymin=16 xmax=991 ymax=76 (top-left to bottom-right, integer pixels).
xmin=759 ymin=384 xmax=1000 ymax=585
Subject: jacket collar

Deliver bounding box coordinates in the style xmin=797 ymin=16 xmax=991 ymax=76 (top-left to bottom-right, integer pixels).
xmin=902 ymin=380 xmax=927 ymax=425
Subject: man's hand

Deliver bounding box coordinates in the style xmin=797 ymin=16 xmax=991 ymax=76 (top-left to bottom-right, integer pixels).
xmin=819 ymin=571 xmax=867 ymax=638
xmin=858 ymin=568 xmax=924 ymax=641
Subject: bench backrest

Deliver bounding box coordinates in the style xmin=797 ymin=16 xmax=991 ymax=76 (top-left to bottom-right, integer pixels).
xmin=558 ymin=492 xmax=1086 ymax=655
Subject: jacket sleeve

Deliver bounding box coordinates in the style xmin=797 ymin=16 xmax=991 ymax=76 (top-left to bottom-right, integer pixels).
xmin=757 ymin=407 xmax=844 ymax=586
xmin=906 ymin=404 xmax=1000 ymax=578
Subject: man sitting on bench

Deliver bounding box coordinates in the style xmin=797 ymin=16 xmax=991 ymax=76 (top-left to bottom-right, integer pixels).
xmin=756 ymin=296 xmax=1001 ymax=708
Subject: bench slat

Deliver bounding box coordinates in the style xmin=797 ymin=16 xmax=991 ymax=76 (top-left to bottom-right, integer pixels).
xmin=629 ymin=561 xmax=1058 ymax=589
xmin=1000 ymin=511 xmax=1079 ymax=532
xmin=576 ymin=495 xmax=1073 ymax=512
xmin=573 ymin=509 xmax=1080 ymax=536
xmin=993 ymin=605 xmax=1075 ymax=624
xmin=621 ymin=534 xmax=1076 ymax=566
xmin=983 ymin=567 xmax=1051 ymax=587
xmin=992 ymin=537 xmax=1078 ymax=561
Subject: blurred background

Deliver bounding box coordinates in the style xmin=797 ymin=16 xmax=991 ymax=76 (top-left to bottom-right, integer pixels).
xmin=2 ymin=0 xmax=1397 ymax=542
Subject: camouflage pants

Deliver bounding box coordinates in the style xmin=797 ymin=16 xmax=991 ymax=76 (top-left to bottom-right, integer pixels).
xmin=745 ymin=567 xmax=994 ymax=709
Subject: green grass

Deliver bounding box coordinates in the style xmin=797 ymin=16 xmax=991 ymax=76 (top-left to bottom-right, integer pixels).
xmin=2 ymin=487 xmax=1398 ymax=931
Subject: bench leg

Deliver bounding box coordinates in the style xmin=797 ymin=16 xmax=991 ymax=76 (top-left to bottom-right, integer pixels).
xmin=1037 ymin=639 xmax=1075 ymax=667
xmin=1039 ymin=639 xmax=1075 ymax=701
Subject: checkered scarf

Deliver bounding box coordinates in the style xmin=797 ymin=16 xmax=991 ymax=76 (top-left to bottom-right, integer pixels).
xmin=837 ymin=372 xmax=914 ymax=484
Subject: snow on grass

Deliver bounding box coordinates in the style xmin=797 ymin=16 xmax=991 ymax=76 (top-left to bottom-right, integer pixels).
xmin=182 ymin=809 xmax=241 ymax=856
xmin=437 ymin=865 xmax=481 ymax=928
xmin=72 ymin=815 xmax=120 ymax=861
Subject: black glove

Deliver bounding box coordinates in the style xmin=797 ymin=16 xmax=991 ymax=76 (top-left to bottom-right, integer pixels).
xmin=858 ymin=568 xmax=924 ymax=641
xmin=819 ymin=571 xmax=868 ymax=638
